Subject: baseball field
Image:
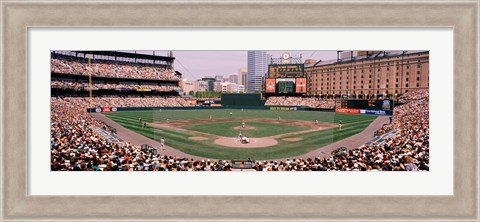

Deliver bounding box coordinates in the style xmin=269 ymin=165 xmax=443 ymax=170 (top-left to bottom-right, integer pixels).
xmin=104 ymin=109 xmax=377 ymax=160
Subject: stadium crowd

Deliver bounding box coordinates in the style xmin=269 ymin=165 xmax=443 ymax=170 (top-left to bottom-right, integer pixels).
xmin=51 ymin=89 xmax=428 ymax=171
xmin=51 ymin=80 xmax=180 ymax=92
xmin=265 ymin=96 xmax=336 ymax=109
xmin=51 ymin=57 xmax=180 ymax=81
xmin=50 ymin=97 xmax=235 ymax=171
xmin=53 ymin=96 xmax=193 ymax=108
xmin=397 ymin=89 xmax=429 ymax=103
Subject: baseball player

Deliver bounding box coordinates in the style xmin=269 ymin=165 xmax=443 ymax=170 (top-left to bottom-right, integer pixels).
xmin=242 ymin=120 xmax=246 ymax=128
xmin=160 ymin=137 xmax=166 ymax=151
xmin=315 ymin=119 xmax=318 ymax=125
xmin=339 ymin=120 xmax=343 ymax=130
xmin=230 ymin=112 xmax=233 ymax=118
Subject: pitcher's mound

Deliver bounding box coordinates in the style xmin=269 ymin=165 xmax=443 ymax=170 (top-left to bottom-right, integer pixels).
xmin=189 ymin=136 xmax=209 ymax=141
xmin=214 ymin=137 xmax=277 ymax=148
xmin=233 ymin=126 xmax=256 ymax=130
xmin=282 ymin=137 xmax=303 ymax=142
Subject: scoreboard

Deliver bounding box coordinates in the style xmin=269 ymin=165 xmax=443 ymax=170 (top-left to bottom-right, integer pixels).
xmin=268 ymin=64 xmax=304 ymax=78
xmin=265 ymin=55 xmax=306 ymax=95
xmin=338 ymin=99 xmax=394 ymax=111
xmin=265 ymin=78 xmax=307 ymax=94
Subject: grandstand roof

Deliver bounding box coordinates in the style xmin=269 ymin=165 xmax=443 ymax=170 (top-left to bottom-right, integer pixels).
xmin=304 ymin=50 xmax=428 ymax=68
xmin=72 ymin=51 xmax=175 ymax=62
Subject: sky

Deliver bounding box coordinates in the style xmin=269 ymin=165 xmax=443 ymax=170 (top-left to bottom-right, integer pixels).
xmin=122 ymin=50 xmax=337 ymax=81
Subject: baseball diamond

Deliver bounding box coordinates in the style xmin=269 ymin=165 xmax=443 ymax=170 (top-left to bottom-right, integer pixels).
xmin=51 ymin=50 xmax=429 ymax=171
xmin=100 ymin=109 xmax=378 ymax=160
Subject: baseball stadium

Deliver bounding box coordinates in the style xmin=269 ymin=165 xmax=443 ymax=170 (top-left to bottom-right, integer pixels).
xmin=50 ymin=50 xmax=429 ymax=171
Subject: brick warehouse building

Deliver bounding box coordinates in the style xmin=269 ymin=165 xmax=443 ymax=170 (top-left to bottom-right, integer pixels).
xmin=305 ymin=51 xmax=429 ymax=99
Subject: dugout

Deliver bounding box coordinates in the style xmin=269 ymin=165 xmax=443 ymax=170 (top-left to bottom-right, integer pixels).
xmin=221 ymin=93 xmax=265 ymax=107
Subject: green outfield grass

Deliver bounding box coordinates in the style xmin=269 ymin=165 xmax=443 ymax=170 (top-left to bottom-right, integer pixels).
xmin=182 ymin=121 xmax=308 ymax=137
xmin=104 ymin=109 xmax=377 ymax=160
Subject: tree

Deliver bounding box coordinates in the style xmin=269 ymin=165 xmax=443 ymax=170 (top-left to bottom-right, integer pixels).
xmin=188 ymin=91 xmax=194 ymax=97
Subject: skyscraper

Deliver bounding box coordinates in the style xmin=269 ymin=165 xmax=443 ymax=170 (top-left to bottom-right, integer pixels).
xmin=247 ymin=51 xmax=268 ymax=92
xmin=237 ymin=67 xmax=247 ymax=87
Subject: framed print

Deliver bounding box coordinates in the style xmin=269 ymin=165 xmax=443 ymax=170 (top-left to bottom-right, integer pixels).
xmin=1 ymin=0 xmax=478 ymax=221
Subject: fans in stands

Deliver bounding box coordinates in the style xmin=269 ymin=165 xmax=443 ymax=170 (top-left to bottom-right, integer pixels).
xmin=51 ymin=57 xmax=180 ymax=81
xmin=51 ymin=80 xmax=181 ymax=92
xmin=265 ymin=96 xmax=336 ymax=109
xmin=51 ymin=96 xmax=193 ymax=108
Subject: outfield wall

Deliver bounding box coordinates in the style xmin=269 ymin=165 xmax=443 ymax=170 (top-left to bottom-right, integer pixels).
xmin=86 ymin=106 xmax=335 ymax=113
xmin=221 ymin=93 xmax=265 ymax=106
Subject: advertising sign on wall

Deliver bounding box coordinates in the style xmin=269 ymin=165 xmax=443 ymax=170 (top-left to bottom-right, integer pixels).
xmin=335 ymin=108 xmax=360 ymax=114
xmin=265 ymin=78 xmax=276 ymax=93
xmin=295 ymin=78 xmax=307 ymax=93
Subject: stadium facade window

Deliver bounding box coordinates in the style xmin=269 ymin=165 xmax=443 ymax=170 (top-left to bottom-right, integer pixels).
xmin=417 ymin=77 xmax=420 ymax=81
xmin=417 ymin=83 xmax=420 ymax=87
xmin=406 ymin=84 xmax=409 ymax=87
xmin=406 ymin=78 xmax=409 ymax=81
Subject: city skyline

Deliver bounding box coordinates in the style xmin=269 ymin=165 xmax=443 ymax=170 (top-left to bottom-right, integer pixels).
xmin=121 ymin=50 xmax=337 ymax=81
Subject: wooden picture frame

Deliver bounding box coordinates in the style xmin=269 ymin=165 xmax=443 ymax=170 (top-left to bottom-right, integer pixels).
xmin=1 ymin=0 xmax=478 ymax=221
